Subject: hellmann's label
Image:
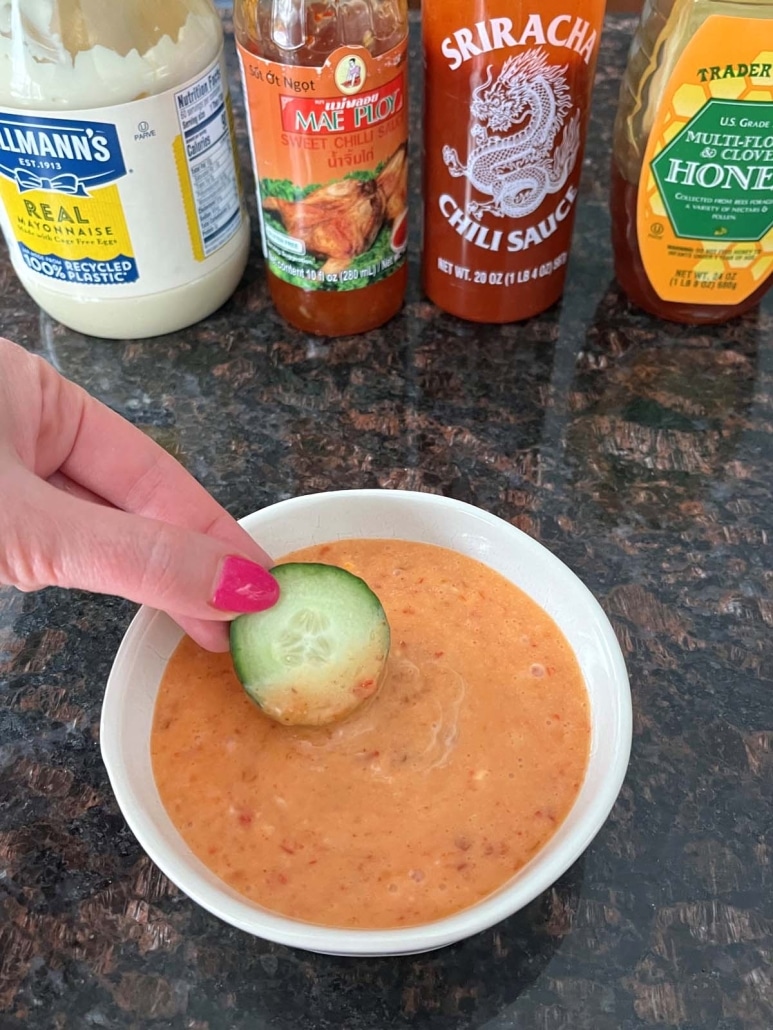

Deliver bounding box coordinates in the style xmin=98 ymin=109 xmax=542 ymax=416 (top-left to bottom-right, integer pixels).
xmin=0 ymin=114 xmax=137 ymax=285
xmin=0 ymin=50 xmax=244 ymax=297
xmin=637 ymin=17 xmax=773 ymax=305
xmin=421 ymin=5 xmax=603 ymax=322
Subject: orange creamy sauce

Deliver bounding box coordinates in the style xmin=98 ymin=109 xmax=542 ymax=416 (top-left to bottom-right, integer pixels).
xmin=151 ymin=539 xmax=590 ymax=929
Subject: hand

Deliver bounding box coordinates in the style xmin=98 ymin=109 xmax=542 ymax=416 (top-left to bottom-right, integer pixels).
xmin=0 ymin=338 xmax=279 ymax=651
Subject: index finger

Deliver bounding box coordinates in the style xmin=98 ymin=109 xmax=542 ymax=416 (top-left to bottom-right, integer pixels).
xmin=46 ymin=368 xmax=271 ymax=564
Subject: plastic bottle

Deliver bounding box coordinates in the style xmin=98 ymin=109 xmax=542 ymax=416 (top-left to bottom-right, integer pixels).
xmin=611 ymin=0 xmax=773 ymax=324
xmin=234 ymin=0 xmax=409 ymax=336
xmin=0 ymin=0 xmax=250 ymax=339
xmin=421 ymin=0 xmax=606 ymax=324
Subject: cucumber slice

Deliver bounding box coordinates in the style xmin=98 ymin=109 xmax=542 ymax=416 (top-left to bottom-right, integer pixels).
xmin=229 ymin=562 xmax=391 ymax=727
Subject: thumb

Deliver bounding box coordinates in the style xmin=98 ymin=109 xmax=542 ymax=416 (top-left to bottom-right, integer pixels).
xmin=1 ymin=472 xmax=279 ymax=621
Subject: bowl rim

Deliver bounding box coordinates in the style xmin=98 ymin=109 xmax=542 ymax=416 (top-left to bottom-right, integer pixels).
xmin=101 ymin=488 xmax=632 ymax=955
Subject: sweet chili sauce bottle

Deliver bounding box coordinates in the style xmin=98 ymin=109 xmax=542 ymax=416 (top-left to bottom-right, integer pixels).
xmin=234 ymin=0 xmax=409 ymax=336
xmin=421 ymin=0 xmax=606 ymax=324
xmin=611 ymin=0 xmax=773 ymax=324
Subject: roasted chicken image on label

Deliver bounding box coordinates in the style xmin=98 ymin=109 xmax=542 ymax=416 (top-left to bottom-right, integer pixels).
xmin=376 ymin=143 xmax=409 ymax=223
xmin=262 ymin=144 xmax=407 ymax=275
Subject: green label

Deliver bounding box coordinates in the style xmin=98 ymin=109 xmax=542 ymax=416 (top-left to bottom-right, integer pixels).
xmin=650 ymin=98 xmax=773 ymax=241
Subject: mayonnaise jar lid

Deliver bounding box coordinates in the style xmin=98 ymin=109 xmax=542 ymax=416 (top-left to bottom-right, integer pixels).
xmin=0 ymin=0 xmax=222 ymax=109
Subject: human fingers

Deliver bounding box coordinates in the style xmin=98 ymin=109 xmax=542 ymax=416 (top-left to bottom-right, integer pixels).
xmin=46 ymin=470 xmax=111 ymax=506
xmin=169 ymin=613 xmax=232 ymax=653
xmin=3 ymin=343 xmax=270 ymax=570
xmin=27 ymin=355 xmax=272 ymax=565
xmin=0 ymin=467 xmax=279 ymax=622
xmin=45 ymin=473 xmax=251 ymax=650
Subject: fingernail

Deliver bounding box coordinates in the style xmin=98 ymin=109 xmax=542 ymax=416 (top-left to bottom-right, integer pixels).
xmin=211 ymin=556 xmax=280 ymax=613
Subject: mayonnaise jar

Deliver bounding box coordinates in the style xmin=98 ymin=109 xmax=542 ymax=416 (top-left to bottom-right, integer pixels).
xmin=0 ymin=0 xmax=250 ymax=338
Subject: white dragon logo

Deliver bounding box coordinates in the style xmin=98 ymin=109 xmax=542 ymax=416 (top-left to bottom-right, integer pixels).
xmin=443 ymin=48 xmax=581 ymax=219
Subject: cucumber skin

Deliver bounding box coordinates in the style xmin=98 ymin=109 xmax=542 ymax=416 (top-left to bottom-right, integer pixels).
xmin=229 ymin=562 xmax=390 ymax=727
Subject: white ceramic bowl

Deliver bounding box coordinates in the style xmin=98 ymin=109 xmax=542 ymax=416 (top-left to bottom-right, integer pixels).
xmin=101 ymin=489 xmax=631 ymax=957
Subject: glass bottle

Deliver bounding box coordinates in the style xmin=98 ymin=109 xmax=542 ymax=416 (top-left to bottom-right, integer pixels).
xmin=421 ymin=0 xmax=606 ymax=324
xmin=611 ymin=0 xmax=773 ymax=324
xmin=0 ymin=0 xmax=250 ymax=338
xmin=235 ymin=0 xmax=409 ymax=336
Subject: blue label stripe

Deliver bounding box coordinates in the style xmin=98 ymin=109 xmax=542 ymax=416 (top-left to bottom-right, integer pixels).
xmin=0 ymin=112 xmax=126 ymax=194
xmin=202 ymin=205 xmax=241 ymax=246
xmin=183 ymin=101 xmax=227 ymax=141
xmin=18 ymin=244 xmax=139 ymax=284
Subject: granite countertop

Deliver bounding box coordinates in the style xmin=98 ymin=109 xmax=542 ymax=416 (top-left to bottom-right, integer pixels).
xmin=1 ymin=11 xmax=772 ymax=1030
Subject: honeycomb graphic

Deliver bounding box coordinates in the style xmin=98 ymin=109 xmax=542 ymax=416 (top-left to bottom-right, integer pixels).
xmin=642 ymin=49 xmax=773 ymax=288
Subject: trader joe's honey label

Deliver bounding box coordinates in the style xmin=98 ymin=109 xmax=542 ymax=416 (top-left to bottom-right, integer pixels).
xmin=637 ymin=17 xmax=773 ymax=304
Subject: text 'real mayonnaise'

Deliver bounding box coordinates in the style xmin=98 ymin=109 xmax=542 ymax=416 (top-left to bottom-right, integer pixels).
xmin=0 ymin=0 xmax=250 ymax=338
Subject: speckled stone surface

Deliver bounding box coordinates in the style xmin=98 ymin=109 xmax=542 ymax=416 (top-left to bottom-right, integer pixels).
xmin=1 ymin=11 xmax=772 ymax=1030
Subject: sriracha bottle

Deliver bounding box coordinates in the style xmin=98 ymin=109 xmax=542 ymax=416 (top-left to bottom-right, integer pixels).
xmin=421 ymin=0 xmax=606 ymax=324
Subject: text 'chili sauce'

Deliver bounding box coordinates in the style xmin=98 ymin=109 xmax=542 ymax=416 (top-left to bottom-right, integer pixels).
xmin=422 ymin=2 xmax=605 ymax=323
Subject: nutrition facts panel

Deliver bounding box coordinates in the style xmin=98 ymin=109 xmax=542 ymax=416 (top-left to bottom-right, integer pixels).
xmin=175 ymin=61 xmax=242 ymax=258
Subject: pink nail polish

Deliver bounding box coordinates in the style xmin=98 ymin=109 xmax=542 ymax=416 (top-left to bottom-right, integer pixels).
xmin=212 ymin=556 xmax=280 ymax=613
